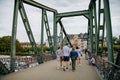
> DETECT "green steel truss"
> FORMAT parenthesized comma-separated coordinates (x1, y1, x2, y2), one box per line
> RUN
(97, 0, 105, 56)
(11, 0, 114, 72)
(59, 27, 63, 47)
(58, 21, 72, 47)
(42, 9, 53, 51)
(88, 0, 98, 54)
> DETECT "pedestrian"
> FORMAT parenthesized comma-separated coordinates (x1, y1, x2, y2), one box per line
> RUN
(91, 56, 96, 66)
(70, 46, 78, 72)
(62, 43, 70, 71)
(85, 48, 88, 60)
(69, 45, 73, 65)
(56, 46, 63, 69)
(76, 46, 82, 65)
(88, 51, 92, 65)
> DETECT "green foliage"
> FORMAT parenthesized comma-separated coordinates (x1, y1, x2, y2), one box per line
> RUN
(99, 45, 120, 52)
(0, 36, 22, 52)
(0, 36, 50, 55)
(43, 46, 50, 52)
(112, 36, 120, 45)
(20, 46, 50, 53)
(113, 45, 120, 51)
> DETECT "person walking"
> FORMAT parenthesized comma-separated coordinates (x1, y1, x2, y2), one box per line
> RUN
(76, 46, 82, 65)
(56, 46, 63, 69)
(85, 48, 88, 60)
(62, 43, 70, 71)
(70, 46, 78, 72)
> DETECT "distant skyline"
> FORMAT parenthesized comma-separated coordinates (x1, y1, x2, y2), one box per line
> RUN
(0, 0, 120, 42)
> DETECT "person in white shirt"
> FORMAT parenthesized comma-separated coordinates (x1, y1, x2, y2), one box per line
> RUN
(62, 43, 70, 71)
(91, 57, 96, 66)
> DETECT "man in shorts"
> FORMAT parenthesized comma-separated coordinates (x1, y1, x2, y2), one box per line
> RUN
(62, 43, 70, 71)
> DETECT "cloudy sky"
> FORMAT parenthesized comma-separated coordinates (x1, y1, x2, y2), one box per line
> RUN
(0, 0, 120, 43)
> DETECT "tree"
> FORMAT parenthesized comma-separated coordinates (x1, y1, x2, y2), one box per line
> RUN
(0, 36, 22, 52)
(112, 36, 118, 45)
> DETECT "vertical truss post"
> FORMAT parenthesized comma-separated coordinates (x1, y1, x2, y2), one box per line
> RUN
(19, 1, 40, 63)
(11, 0, 19, 72)
(103, 0, 114, 62)
(97, 0, 105, 56)
(87, 19, 90, 50)
(53, 12, 57, 52)
(89, 0, 97, 54)
(40, 9, 45, 63)
(59, 27, 63, 47)
(93, 1, 97, 54)
(89, 8, 93, 53)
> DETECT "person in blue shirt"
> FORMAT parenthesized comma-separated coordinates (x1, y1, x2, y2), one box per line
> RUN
(70, 46, 78, 71)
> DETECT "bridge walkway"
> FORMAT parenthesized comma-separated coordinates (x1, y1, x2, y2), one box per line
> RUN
(0, 54, 101, 80)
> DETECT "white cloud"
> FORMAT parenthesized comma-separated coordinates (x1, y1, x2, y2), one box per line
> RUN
(0, 0, 120, 43)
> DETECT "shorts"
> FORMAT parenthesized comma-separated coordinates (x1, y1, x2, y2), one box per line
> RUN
(63, 56, 69, 61)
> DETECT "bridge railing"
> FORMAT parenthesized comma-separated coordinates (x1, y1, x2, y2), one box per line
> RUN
(0, 53, 54, 73)
(95, 56, 120, 80)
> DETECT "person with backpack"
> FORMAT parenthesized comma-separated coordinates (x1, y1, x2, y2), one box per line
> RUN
(70, 46, 78, 72)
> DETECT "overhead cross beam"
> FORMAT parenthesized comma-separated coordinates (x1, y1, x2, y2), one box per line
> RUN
(23, 0, 57, 12)
(56, 10, 89, 18)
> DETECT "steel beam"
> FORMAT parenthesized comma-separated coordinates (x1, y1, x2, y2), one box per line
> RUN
(103, 0, 114, 62)
(53, 12, 57, 52)
(93, 1, 97, 54)
(89, 9, 93, 53)
(59, 21, 72, 47)
(59, 27, 64, 47)
(56, 10, 89, 18)
(89, 0, 96, 8)
(43, 10, 53, 51)
(97, 0, 102, 56)
(19, 1, 41, 63)
(40, 9, 44, 63)
(11, 0, 19, 72)
(23, 0, 57, 12)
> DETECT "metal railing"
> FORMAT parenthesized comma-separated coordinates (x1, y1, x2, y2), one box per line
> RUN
(95, 57, 120, 80)
(0, 60, 10, 75)
(0, 53, 54, 75)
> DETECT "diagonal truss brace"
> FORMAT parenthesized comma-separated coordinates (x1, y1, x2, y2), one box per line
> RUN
(18, 1, 43, 64)
(43, 9, 53, 50)
(58, 21, 72, 47)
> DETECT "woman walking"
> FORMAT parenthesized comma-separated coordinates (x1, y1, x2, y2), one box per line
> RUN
(56, 46, 63, 69)
(70, 46, 78, 72)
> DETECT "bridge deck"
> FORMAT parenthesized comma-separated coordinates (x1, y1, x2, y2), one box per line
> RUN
(0, 55, 101, 80)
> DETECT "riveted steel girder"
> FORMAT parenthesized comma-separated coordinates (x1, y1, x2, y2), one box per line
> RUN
(56, 10, 89, 18)
(59, 21, 72, 47)
(103, 0, 114, 62)
(23, 0, 57, 12)
(43, 10, 53, 51)
(11, 0, 19, 72)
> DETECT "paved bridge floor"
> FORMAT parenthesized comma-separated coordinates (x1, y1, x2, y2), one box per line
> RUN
(0, 55, 101, 80)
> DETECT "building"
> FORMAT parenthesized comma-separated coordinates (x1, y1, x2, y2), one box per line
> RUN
(21, 42, 40, 48)
(63, 33, 88, 49)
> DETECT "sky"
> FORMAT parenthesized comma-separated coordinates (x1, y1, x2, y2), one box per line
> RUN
(0, 0, 120, 43)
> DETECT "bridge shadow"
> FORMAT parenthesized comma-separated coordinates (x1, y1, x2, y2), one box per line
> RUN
(0, 54, 101, 80)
